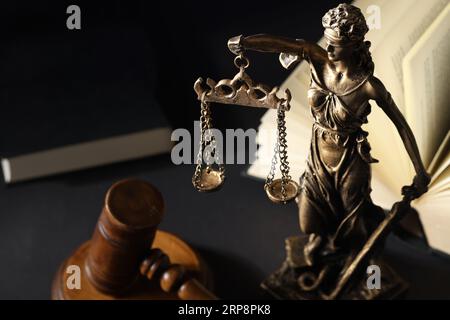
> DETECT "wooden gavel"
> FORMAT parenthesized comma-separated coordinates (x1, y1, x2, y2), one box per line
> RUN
(52, 179, 216, 300)
(140, 248, 215, 300)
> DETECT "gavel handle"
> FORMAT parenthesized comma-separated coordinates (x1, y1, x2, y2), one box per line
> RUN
(140, 248, 218, 300)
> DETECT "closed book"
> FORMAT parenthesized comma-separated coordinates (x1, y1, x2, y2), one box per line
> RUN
(0, 25, 173, 183)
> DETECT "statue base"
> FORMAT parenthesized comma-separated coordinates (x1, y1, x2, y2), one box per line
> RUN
(261, 235, 409, 300)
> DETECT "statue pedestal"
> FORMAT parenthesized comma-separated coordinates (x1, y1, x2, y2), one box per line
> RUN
(261, 235, 408, 300)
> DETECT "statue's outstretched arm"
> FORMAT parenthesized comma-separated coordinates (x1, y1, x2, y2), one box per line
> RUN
(227, 34, 326, 62)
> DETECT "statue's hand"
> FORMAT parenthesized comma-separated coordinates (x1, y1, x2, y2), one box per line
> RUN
(402, 171, 431, 199)
(227, 35, 244, 55)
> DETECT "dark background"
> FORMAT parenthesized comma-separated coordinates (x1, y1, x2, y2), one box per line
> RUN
(0, 0, 449, 299)
(0, 0, 332, 131)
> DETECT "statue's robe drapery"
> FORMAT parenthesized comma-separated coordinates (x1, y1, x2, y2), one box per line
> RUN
(300, 58, 384, 252)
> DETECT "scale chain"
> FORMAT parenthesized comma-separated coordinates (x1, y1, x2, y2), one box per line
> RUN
(265, 105, 291, 201)
(265, 129, 279, 187)
(278, 106, 291, 200)
(193, 94, 225, 191)
(193, 99, 209, 187)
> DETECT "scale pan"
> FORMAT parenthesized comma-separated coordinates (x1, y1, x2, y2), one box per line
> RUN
(265, 179, 299, 204)
(192, 168, 224, 192)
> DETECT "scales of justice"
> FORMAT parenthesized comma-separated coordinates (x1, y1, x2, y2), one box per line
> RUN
(192, 3, 430, 300)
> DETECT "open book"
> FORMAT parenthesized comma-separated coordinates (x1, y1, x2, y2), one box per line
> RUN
(247, 0, 450, 254)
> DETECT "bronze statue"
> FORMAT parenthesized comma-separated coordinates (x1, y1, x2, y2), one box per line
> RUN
(194, 3, 430, 299)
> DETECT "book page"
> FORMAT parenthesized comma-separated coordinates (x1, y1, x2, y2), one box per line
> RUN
(403, 4, 450, 168)
(373, 0, 448, 113)
(427, 166, 450, 196)
(427, 131, 450, 183)
(364, 0, 448, 202)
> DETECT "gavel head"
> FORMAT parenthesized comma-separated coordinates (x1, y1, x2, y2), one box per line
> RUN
(85, 179, 164, 295)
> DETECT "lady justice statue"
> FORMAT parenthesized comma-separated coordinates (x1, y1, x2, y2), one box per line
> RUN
(194, 3, 430, 299)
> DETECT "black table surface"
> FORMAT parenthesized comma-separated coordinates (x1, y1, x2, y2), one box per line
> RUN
(1, 0, 449, 300)
(1, 154, 449, 299)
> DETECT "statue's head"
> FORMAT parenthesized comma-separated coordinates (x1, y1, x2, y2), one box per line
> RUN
(322, 3, 373, 70)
